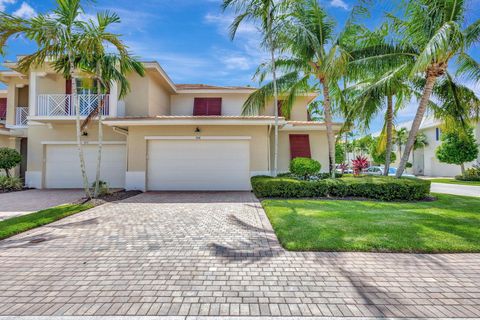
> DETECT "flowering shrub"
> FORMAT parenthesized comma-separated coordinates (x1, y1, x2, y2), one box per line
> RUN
(352, 156, 369, 176)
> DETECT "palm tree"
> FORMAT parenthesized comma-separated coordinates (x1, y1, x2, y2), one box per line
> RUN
(1, 1, 136, 198)
(223, 0, 289, 177)
(395, 127, 408, 160)
(242, 0, 353, 178)
(390, 0, 480, 177)
(345, 64, 415, 175)
(78, 53, 144, 197)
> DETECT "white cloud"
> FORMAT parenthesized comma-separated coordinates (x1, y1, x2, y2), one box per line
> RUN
(13, 2, 36, 19)
(330, 0, 349, 10)
(221, 55, 253, 70)
(204, 13, 258, 38)
(0, 0, 15, 11)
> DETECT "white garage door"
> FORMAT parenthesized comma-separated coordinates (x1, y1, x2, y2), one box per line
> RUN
(45, 144, 126, 188)
(147, 139, 251, 191)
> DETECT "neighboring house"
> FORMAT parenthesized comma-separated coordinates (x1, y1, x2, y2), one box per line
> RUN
(0, 57, 340, 191)
(392, 117, 480, 177)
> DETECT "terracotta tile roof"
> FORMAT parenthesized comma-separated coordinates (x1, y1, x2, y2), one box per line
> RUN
(287, 121, 343, 126)
(175, 84, 256, 91)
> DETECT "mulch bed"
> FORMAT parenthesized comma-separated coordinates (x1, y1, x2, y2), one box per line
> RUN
(74, 190, 142, 206)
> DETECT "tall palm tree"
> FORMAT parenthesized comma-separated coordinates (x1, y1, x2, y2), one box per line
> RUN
(78, 53, 144, 197)
(223, 0, 289, 177)
(345, 64, 414, 175)
(1, 1, 136, 198)
(390, 0, 480, 177)
(242, 0, 353, 177)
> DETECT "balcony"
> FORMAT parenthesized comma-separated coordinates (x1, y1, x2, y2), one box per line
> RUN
(37, 94, 110, 117)
(15, 107, 29, 127)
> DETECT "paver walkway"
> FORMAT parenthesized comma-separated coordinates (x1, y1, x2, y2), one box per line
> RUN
(0, 192, 479, 318)
(0, 189, 85, 220)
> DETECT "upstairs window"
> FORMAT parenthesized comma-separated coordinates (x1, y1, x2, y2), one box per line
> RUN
(0, 98, 6, 120)
(193, 98, 222, 116)
(289, 134, 311, 159)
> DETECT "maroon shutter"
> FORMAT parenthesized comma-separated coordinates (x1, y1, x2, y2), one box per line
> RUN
(193, 98, 207, 115)
(0, 98, 6, 119)
(66, 78, 72, 94)
(289, 134, 311, 159)
(194, 98, 222, 115)
(207, 98, 222, 116)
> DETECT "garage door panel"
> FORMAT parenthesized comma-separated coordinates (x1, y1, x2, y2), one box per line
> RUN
(147, 140, 251, 191)
(45, 144, 126, 189)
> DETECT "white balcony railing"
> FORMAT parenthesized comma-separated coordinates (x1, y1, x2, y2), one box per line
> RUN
(37, 94, 110, 117)
(15, 107, 29, 127)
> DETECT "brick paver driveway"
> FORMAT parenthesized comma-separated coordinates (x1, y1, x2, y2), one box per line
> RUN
(0, 192, 479, 318)
(0, 189, 85, 221)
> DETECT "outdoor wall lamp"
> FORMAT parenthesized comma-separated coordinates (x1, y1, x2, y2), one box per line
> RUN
(195, 127, 201, 134)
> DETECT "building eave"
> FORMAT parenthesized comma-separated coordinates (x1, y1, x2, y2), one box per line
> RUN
(103, 116, 287, 126)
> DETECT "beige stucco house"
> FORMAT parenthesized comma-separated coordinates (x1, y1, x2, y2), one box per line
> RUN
(392, 117, 480, 177)
(0, 58, 340, 190)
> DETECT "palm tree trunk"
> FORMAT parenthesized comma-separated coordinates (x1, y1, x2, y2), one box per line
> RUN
(461, 163, 465, 175)
(267, 19, 279, 177)
(71, 65, 92, 198)
(320, 80, 336, 178)
(396, 74, 437, 178)
(384, 95, 394, 176)
(94, 82, 104, 198)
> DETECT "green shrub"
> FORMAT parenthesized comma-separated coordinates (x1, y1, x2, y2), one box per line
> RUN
(456, 165, 480, 181)
(251, 175, 431, 201)
(91, 180, 111, 197)
(278, 172, 342, 180)
(0, 176, 23, 192)
(0, 148, 22, 178)
(289, 157, 321, 179)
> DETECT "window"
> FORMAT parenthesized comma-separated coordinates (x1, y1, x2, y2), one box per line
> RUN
(193, 98, 222, 116)
(435, 127, 441, 141)
(66, 78, 108, 95)
(0, 98, 6, 120)
(289, 134, 311, 159)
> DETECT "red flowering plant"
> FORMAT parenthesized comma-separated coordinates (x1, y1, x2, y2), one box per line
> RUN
(352, 156, 369, 176)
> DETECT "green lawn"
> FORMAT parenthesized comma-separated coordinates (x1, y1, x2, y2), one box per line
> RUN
(0, 203, 93, 240)
(263, 194, 480, 253)
(427, 178, 480, 186)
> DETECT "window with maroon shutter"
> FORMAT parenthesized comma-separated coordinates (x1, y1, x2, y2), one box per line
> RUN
(66, 78, 72, 94)
(289, 134, 311, 159)
(0, 98, 6, 119)
(193, 98, 222, 116)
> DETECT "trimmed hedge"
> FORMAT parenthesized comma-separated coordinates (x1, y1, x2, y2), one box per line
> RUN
(251, 175, 431, 201)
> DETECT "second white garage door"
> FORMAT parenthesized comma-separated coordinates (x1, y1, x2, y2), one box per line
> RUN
(147, 139, 251, 191)
(45, 144, 126, 189)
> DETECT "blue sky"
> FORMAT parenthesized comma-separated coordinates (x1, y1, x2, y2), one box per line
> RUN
(0, 0, 479, 133)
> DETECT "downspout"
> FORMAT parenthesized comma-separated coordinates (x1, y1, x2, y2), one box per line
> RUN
(113, 126, 129, 174)
(267, 125, 272, 175)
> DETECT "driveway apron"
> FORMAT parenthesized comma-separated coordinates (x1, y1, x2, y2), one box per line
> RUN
(0, 192, 479, 318)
